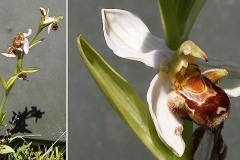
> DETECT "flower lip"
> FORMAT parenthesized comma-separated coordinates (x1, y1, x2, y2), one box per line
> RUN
(170, 61, 231, 128)
(180, 76, 231, 128)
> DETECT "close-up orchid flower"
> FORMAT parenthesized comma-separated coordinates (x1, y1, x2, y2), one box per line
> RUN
(101, 8, 240, 157)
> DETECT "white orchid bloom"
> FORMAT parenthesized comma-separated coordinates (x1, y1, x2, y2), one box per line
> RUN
(40, 7, 59, 34)
(102, 9, 240, 157)
(1, 29, 31, 58)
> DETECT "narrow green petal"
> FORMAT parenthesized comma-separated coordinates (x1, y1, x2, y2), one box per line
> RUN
(78, 35, 192, 159)
(0, 74, 7, 90)
(30, 38, 45, 48)
(21, 68, 39, 73)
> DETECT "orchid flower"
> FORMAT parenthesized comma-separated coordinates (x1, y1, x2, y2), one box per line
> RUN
(40, 7, 62, 34)
(1, 29, 31, 58)
(102, 9, 240, 157)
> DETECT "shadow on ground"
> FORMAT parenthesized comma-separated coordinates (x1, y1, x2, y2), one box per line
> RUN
(8, 106, 45, 134)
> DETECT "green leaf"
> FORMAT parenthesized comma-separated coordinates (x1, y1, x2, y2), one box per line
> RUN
(78, 35, 192, 159)
(21, 68, 39, 73)
(0, 145, 15, 154)
(6, 76, 17, 90)
(0, 74, 7, 90)
(0, 111, 7, 125)
(30, 38, 45, 48)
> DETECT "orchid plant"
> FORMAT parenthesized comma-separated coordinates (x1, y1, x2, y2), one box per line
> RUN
(0, 7, 63, 155)
(78, 1, 240, 159)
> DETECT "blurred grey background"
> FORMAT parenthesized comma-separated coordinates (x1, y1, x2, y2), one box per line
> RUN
(0, 1, 66, 141)
(69, 0, 240, 159)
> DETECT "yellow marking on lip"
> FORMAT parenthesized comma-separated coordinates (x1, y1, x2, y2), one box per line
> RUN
(216, 107, 227, 115)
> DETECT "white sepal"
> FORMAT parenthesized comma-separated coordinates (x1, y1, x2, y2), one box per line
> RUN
(43, 17, 55, 24)
(23, 38, 30, 54)
(23, 28, 32, 37)
(147, 73, 185, 156)
(1, 53, 17, 58)
(102, 9, 172, 68)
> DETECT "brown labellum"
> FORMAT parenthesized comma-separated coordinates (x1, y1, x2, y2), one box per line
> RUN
(170, 64, 230, 128)
(12, 36, 24, 48)
(7, 46, 22, 56)
(51, 22, 59, 31)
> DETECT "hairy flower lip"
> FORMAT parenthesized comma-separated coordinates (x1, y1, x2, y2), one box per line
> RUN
(179, 76, 231, 128)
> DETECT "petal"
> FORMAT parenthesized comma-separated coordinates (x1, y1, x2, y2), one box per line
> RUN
(202, 68, 228, 84)
(1, 53, 16, 58)
(147, 73, 185, 156)
(102, 9, 172, 68)
(23, 38, 30, 54)
(199, 56, 240, 98)
(220, 74, 240, 98)
(23, 28, 32, 37)
(43, 17, 55, 24)
(39, 7, 46, 16)
(48, 23, 53, 34)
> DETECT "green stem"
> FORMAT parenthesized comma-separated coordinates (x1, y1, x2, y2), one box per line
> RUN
(16, 26, 43, 74)
(29, 26, 43, 46)
(182, 0, 206, 40)
(157, 0, 181, 50)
